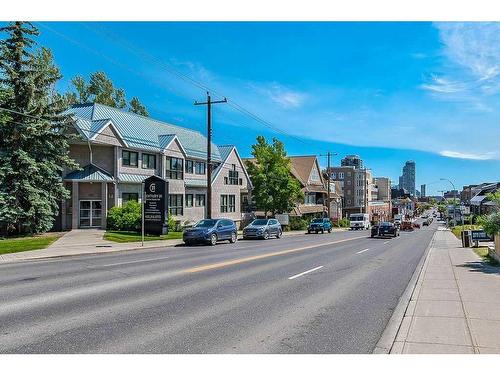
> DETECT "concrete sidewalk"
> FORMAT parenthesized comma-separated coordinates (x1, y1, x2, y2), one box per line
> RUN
(0, 228, 345, 264)
(391, 227, 500, 354)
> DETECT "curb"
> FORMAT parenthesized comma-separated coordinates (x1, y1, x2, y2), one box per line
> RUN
(372, 228, 438, 354)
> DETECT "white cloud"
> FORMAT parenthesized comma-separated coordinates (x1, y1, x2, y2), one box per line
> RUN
(423, 23, 500, 99)
(248, 82, 307, 109)
(439, 150, 496, 160)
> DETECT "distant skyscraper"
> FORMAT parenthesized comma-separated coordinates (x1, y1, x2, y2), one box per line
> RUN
(341, 155, 363, 169)
(421, 184, 426, 198)
(398, 160, 416, 196)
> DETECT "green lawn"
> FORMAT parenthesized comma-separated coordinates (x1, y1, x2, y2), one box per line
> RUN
(473, 247, 499, 266)
(104, 231, 183, 243)
(451, 225, 482, 239)
(0, 235, 61, 255)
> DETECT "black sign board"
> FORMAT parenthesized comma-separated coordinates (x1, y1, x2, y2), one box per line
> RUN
(471, 230, 493, 242)
(144, 175, 169, 235)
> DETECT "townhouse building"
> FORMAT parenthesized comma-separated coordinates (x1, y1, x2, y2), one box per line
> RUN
(59, 103, 251, 230)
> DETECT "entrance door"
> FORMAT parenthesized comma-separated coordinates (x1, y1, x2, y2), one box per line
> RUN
(79, 200, 102, 228)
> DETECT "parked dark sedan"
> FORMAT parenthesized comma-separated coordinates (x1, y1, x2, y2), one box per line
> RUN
(243, 218, 282, 239)
(183, 218, 237, 246)
(371, 222, 399, 238)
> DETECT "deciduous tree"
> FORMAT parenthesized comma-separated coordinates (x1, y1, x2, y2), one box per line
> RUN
(245, 136, 303, 217)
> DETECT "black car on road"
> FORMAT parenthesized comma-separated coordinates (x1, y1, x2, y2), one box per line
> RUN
(371, 222, 399, 238)
(243, 218, 282, 240)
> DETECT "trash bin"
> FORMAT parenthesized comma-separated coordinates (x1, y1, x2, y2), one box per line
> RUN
(461, 230, 471, 248)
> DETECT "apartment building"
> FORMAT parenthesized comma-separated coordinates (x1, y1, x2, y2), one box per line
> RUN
(59, 103, 251, 230)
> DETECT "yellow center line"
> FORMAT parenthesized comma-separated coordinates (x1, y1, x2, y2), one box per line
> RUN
(184, 236, 366, 274)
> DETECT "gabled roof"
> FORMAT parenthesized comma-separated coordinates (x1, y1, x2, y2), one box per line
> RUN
(64, 164, 114, 182)
(67, 103, 221, 161)
(212, 145, 253, 188)
(288, 156, 324, 187)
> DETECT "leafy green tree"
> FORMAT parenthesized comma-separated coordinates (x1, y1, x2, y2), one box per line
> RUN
(0, 22, 77, 235)
(66, 71, 149, 116)
(245, 136, 303, 218)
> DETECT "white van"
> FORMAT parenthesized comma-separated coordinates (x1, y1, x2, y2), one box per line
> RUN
(349, 213, 370, 230)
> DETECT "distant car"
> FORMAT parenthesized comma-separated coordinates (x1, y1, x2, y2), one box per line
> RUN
(371, 222, 399, 238)
(307, 218, 333, 234)
(423, 218, 433, 226)
(243, 218, 282, 239)
(183, 218, 237, 246)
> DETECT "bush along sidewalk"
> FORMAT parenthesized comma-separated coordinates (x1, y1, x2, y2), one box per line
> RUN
(105, 200, 181, 242)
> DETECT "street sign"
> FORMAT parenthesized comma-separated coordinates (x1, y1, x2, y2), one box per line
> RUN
(143, 175, 169, 235)
(275, 214, 289, 225)
(471, 230, 493, 242)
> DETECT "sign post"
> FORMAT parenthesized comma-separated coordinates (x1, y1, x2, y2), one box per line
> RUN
(143, 176, 169, 235)
(141, 182, 145, 246)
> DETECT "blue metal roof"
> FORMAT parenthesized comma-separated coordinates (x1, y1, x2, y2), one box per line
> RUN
(118, 173, 153, 183)
(68, 103, 222, 161)
(64, 164, 114, 182)
(185, 178, 208, 188)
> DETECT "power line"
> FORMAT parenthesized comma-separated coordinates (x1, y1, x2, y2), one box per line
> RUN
(75, 22, 314, 146)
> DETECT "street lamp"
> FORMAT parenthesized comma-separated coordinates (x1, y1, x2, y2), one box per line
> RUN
(440, 178, 462, 228)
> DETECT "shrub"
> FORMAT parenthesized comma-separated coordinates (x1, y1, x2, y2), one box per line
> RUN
(168, 215, 177, 232)
(336, 218, 350, 228)
(478, 212, 500, 236)
(107, 201, 141, 231)
(287, 216, 308, 231)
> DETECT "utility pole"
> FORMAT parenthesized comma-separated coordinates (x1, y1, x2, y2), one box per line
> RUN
(320, 152, 337, 220)
(195, 92, 227, 219)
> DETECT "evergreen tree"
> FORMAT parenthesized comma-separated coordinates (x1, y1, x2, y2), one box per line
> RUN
(0, 22, 77, 235)
(245, 136, 303, 217)
(66, 71, 149, 116)
(129, 96, 148, 116)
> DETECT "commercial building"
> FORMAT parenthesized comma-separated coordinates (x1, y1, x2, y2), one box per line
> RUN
(328, 155, 372, 218)
(421, 184, 426, 198)
(373, 177, 391, 201)
(398, 160, 416, 197)
(58, 103, 252, 230)
(341, 154, 364, 169)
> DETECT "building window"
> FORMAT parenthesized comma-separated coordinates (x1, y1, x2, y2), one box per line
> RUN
(122, 193, 138, 203)
(220, 194, 236, 213)
(310, 167, 320, 182)
(142, 153, 156, 169)
(166, 157, 184, 180)
(195, 161, 206, 175)
(122, 150, 138, 167)
(227, 169, 239, 185)
(195, 194, 205, 207)
(338, 172, 344, 179)
(185, 194, 193, 207)
(169, 194, 183, 216)
(304, 193, 316, 205)
(185, 160, 194, 174)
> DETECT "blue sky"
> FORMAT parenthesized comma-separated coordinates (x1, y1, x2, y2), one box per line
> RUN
(13, 22, 500, 195)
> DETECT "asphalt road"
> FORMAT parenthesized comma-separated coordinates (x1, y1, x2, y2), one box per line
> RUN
(0, 221, 437, 353)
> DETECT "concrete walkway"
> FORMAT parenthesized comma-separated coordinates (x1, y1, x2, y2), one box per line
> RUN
(0, 228, 346, 264)
(391, 227, 500, 354)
